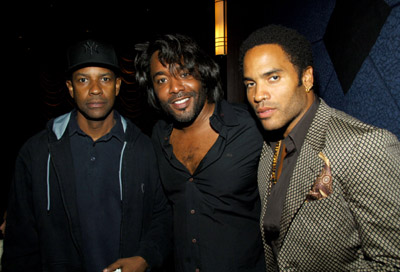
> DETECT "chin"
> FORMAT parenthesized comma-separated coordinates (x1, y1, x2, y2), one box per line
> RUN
(173, 113, 196, 123)
(81, 109, 113, 121)
(166, 106, 192, 122)
(260, 121, 279, 132)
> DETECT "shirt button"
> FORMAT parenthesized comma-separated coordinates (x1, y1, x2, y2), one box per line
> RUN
(188, 177, 194, 182)
(192, 238, 197, 243)
(190, 209, 196, 214)
(90, 156, 96, 161)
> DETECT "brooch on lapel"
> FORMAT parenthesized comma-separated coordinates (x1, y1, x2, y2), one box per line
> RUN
(306, 152, 333, 201)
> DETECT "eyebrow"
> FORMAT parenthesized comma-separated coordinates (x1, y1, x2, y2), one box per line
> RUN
(152, 66, 188, 81)
(74, 71, 113, 77)
(152, 71, 166, 81)
(243, 68, 283, 81)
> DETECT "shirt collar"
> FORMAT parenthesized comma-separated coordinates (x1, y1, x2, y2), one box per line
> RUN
(284, 97, 320, 153)
(209, 100, 239, 137)
(68, 110, 125, 142)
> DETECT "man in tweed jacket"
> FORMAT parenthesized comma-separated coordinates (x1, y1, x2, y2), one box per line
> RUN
(239, 24, 400, 271)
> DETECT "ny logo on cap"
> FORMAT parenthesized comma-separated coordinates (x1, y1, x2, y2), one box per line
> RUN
(83, 41, 99, 55)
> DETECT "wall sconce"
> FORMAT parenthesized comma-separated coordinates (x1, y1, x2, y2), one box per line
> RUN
(215, 0, 227, 55)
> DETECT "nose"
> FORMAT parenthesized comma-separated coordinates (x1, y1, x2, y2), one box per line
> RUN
(89, 81, 103, 95)
(253, 84, 270, 102)
(169, 77, 184, 94)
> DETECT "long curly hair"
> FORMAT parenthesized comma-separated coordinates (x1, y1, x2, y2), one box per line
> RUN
(134, 34, 224, 110)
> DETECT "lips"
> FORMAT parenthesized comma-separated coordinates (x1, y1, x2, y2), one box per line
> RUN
(256, 106, 276, 119)
(171, 97, 190, 110)
(87, 101, 106, 109)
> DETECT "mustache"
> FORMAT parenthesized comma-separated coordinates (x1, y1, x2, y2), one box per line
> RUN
(167, 91, 197, 103)
(256, 101, 278, 110)
(86, 99, 107, 104)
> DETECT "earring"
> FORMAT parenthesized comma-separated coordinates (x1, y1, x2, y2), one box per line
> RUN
(305, 85, 313, 93)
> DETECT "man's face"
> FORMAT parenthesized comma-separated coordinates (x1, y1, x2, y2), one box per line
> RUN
(150, 51, 206, 123)
(243, 44, 313, 137)
(66, 66, 121, 121)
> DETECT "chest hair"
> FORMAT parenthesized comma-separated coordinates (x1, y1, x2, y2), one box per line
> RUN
(171, 127, 218, 174)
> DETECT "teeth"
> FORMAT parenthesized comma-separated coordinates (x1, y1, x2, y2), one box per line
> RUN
(174, 98, 189, 104)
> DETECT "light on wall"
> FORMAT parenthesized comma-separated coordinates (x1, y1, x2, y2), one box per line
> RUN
(215, 0, 227, 55)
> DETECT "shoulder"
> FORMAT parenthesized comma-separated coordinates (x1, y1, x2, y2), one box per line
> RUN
(152, 118, 169, 131)
(316, 100, 384, 140)
(328, 104, 395, 143)
(320, 101, 400, 159)
(217, 101, 263, 148)
(15, 128, 50, 165)
(218, 100, 259, 128)
(150, 118, 171, 140)
(22, 129, 48, 147)
(220, 100, 251, 116)
(124, 118, 153, 146)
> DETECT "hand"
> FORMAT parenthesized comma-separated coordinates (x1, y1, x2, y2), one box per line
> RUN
(103, 256, 148, 272)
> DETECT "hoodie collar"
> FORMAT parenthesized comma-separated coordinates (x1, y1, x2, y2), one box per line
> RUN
(52, 110, 127, 141)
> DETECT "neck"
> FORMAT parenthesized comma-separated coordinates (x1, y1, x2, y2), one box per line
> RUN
(283, 91, 315, 138)
(76, 110, 116, 141)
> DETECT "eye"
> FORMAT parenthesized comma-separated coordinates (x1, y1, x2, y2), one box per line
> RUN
(78, 78, 87, 83)
(180, 71, 190, 78)
(244, 81, 255, 89)
(101, 76, 112, 82)
(156, 77, 167, 84)
(269, 75, 279, 82)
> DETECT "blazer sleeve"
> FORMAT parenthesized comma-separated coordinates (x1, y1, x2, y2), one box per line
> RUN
(342, 128, 400, 270)
(2, 144, 42, 271)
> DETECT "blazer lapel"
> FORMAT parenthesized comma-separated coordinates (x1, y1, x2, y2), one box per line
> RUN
(277, 141, 324, 248)
(258, 141, 274, 205)
(277, 100, 333, 250)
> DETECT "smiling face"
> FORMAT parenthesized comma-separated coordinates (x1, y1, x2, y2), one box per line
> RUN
(243, 44, 314, 137)
(150, 51, 207, 123)
(66, 66, 121, 121)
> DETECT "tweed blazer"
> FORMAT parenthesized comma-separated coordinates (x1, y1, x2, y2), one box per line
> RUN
(258, 99, 400, 271)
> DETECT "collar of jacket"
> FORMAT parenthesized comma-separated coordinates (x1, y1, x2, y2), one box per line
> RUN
(51, 110, 127, 140)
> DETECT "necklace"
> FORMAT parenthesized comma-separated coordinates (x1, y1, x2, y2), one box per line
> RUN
(270, 140, 282, 184)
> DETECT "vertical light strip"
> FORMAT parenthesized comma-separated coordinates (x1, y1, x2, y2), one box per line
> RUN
(215, 0, 227, 55)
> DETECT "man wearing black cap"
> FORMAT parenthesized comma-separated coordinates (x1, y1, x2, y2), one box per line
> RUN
(2, 39, 172, 272)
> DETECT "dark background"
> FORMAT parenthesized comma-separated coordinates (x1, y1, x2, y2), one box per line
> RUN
(2, 0, 400, 237)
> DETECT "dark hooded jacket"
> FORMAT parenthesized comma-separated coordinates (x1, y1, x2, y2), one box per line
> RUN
(2, 111, 172, 271)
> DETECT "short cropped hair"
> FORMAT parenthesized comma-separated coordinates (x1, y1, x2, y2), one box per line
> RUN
(134, 34, 224, 109)
(239, 24, 313, 84)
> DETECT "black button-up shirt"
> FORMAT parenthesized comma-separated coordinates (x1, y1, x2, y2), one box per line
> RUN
(152, 100, 265, 272)
(69, 110, 124, 272)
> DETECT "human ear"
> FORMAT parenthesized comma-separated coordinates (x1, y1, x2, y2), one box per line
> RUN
(302, 66, 314, 89)
(115, 77, 122, 96)
(66, 80, 74, 98)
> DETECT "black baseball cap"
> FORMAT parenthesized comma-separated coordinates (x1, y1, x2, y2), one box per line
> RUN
(66, 39, 120, 74)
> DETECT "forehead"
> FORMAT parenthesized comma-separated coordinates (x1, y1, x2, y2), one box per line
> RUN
(150, 51, 186, 76)
(72, 66, 115, 77)
(243, 44, 294, 72)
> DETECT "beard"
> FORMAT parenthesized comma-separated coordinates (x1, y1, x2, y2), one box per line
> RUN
(159, 88, 207, 124)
